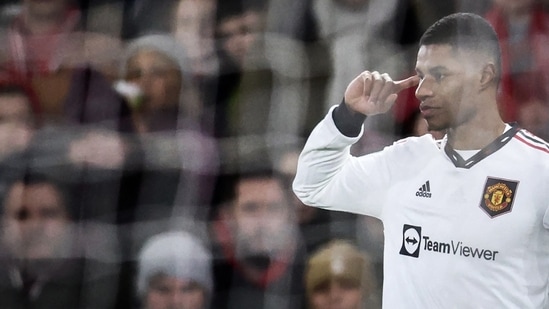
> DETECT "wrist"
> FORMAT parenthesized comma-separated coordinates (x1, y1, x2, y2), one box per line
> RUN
(332, 99, 366, 137)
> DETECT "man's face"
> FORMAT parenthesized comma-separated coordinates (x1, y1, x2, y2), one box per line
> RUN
(145, 274, 206, 309)
(230, 177, 294, 258)
(1, 182, 71, 260)
(217, 11, 264, 67)
(310, 279, 363, 309)
(415, 44, 481, 132)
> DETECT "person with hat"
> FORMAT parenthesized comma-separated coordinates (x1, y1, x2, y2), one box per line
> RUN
(305, 240, 379, 309)
(136, 230, 213, 309)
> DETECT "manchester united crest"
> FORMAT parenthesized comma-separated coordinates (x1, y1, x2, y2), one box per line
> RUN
(479, 177, 518, 218)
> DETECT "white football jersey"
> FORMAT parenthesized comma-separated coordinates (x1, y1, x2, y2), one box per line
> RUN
(293, 110, 549, 308)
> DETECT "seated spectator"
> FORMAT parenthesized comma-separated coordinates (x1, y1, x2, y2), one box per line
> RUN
(0, 162, 121, 308)
(119, 34, 201, 133)
(0, 0, 132, 131)
(136, 230, 212, 309)
(117, 34, 218, 221)
(0, 0, 123, 80)
(210, 167, 306, 309)
(0, 78, 38, 161)
(119, 0, 220, 132)
(305, 240, 380, 309)
(213, 0, 273, 138)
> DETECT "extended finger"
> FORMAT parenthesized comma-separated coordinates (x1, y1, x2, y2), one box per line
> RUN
(395, 75, 420, 91)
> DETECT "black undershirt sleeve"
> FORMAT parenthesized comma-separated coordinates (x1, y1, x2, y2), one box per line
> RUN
(331, 99, 367, 137)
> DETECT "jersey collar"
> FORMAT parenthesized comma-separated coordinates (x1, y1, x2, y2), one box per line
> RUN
(444, 123, 520, 169)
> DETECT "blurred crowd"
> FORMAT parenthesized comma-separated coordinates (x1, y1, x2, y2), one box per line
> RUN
(0, 0, 548, 308)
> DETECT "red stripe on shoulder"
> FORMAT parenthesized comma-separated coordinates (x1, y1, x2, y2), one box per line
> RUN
(514, 133, 549, 154)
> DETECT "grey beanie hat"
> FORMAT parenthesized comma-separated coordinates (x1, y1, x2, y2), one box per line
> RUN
(119, 33, 202, 121)
(137, 231, 213, 297)
(120, 34, 193, 81)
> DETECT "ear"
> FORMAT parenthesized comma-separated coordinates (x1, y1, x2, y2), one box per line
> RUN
(479, 63, 497, 90)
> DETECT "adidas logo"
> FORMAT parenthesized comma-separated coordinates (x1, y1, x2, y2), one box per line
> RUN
(416, 180, 432, 198)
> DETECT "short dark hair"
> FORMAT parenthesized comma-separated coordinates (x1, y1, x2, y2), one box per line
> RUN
(215, 0, 268, 26)
(210, 166, 290, 216)
(419, 13, 501, 80)
(0, 155, 77, 220)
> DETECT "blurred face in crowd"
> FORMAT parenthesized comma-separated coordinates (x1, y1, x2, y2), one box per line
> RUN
(173, 0, 216, 74)
(230, 176, 294, 258)
(217, 10, 265, 67)
(310, 278, 363, 309)
(23, 0, 70, 21)
(125, 49, 182, 112)
(145, 273, 207, 309)
(1, 181, 71, 260)
(0, 92, 34, 159)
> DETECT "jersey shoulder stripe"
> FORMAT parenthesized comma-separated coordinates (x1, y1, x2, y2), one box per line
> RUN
(514, 130, 549, 154)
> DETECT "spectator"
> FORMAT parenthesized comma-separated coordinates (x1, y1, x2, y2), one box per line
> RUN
(120, 0, 221, 134)
(485, 0, 549, 122)
(119, 34, 202, 133)
(305, 240, 380, 309)
(213, 0, 273, 139)
(136, 230, 212, 309)
(210, 167, 306, 309)
(0, 0, 132, 131)
(0, 78, 38, 162)
(0, 0, 123, 80)
(214, 0, 311, 169)
(117, 34, 218, 222)
(122, 0, 218, 80)
(0, 162, 121, 308)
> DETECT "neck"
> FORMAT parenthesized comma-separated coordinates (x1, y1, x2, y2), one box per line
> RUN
(447, 119, 506, 151)
(447, 98, 506, 150)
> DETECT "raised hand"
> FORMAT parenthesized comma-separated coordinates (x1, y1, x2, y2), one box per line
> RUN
(344, 71, 420, 116)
